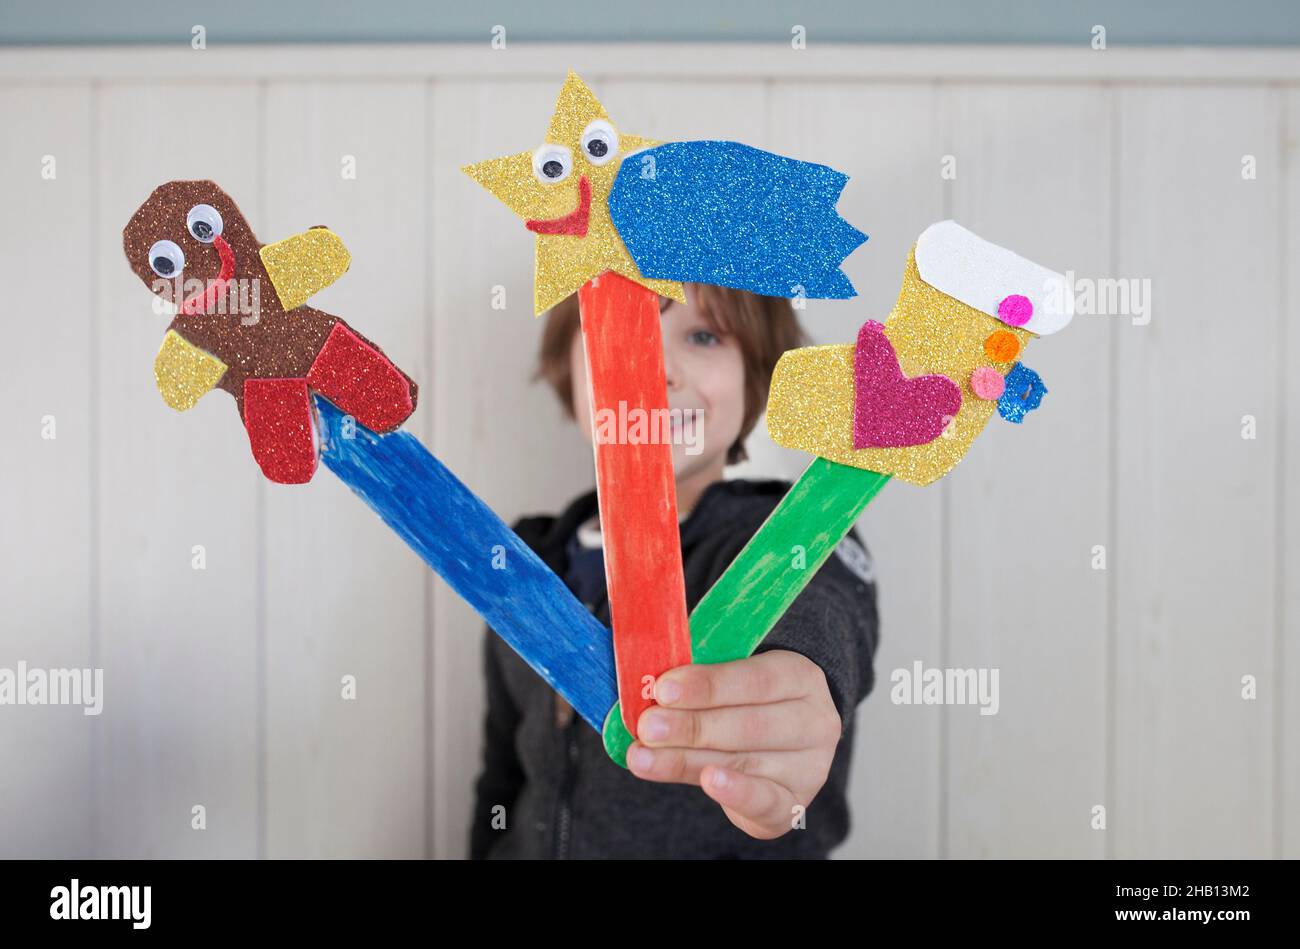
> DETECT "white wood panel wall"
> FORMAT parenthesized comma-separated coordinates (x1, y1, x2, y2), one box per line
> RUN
(0, 45, 1295, 860)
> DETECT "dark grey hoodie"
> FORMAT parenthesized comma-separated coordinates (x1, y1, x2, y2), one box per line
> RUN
(469, 478, 880, 859)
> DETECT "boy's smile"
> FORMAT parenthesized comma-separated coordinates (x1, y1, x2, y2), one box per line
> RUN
(570, 284, 745, 512)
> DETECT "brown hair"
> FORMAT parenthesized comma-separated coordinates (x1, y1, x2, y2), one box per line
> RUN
(535, 284, 808, 464)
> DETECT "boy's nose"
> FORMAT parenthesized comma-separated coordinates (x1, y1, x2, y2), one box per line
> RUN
(663, 352, 682, 390)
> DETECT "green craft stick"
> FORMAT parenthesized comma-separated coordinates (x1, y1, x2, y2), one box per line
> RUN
(603, 457, 892, 766)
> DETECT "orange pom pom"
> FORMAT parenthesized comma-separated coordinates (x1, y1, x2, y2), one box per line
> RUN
(984, 330, 1021, 363)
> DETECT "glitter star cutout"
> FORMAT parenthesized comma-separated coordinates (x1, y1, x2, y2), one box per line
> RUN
(462, 71, 686, 314)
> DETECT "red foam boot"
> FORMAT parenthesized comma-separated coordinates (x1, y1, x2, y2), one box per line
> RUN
(243, 377, 318, 484)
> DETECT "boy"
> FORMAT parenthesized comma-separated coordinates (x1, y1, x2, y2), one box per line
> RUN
(470, 284, 880, 858)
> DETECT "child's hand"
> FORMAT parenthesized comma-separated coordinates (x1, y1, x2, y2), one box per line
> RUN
(626, 650, 842, 840)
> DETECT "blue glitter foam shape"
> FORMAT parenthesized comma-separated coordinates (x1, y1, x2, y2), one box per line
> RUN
(997, 363, 1048, 423)
(608, 140, 867, 299)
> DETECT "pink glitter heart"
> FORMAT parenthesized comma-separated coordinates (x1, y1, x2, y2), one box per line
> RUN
(852, 321, 963, 449)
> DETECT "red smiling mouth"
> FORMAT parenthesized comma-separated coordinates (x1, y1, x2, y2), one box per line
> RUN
(179, 234, 235, 315)
(525, 175, 591, 237)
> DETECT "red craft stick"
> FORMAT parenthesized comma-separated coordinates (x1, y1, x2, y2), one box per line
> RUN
(578, 271, 692, 736)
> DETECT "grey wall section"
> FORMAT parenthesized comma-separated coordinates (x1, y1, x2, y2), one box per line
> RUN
(1, 0, 1298, 46)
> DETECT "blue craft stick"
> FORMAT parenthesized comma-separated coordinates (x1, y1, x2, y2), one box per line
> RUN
(314, 396, 617, 731)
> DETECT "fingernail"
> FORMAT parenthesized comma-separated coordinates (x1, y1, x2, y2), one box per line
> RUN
(711, 768, 729, 789)
(628, 746, 654, 771)
(657, 679, 682, 704)
(641, 712, 669, 742)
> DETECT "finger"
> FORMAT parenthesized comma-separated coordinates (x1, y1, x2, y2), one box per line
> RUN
(653, 650, 819, 710)
(637, 698, 837, 752)
(625, 740, 802, 787)
(701, 766, 799, 840)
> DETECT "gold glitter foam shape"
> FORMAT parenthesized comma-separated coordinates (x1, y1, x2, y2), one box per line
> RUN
(462, 71, 685, 314)
(767, 246, 1035, 486)
(259, 228, 352, 312)
(154, 329, 228, 411)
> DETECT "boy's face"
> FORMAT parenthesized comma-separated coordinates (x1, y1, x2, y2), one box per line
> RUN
(569, 283, 746, 487)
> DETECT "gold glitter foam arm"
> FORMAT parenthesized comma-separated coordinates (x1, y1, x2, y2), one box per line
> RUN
(258, 228, 352, 312)
(154, 329, 227, 412)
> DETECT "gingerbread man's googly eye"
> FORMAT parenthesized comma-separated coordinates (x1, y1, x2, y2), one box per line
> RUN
(149, 240, 185, 278)
(580, 119, 618, 166)
(531, 144, 573, 184)
(186, 204, 224, 243)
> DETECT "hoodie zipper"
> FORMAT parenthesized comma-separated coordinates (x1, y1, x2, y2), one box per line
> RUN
(555, 722, 578, 859)
(554, 593, 607, 860)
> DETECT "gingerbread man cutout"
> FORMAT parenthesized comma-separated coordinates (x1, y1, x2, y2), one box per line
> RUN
(123, 180, 418, 483)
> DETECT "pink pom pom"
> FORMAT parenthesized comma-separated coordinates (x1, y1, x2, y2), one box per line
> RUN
(970, 367, 1006, 401)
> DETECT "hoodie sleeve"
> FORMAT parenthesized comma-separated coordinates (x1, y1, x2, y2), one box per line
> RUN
(751, 528, 880, 731)
(468, 631, 526, 859)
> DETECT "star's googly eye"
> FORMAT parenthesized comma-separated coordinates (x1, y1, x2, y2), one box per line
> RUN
(580, 119, 619, 166)
(186, 204, 224, 243)
(532, 144, 573, 184)
(149, 240, 185, 278)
